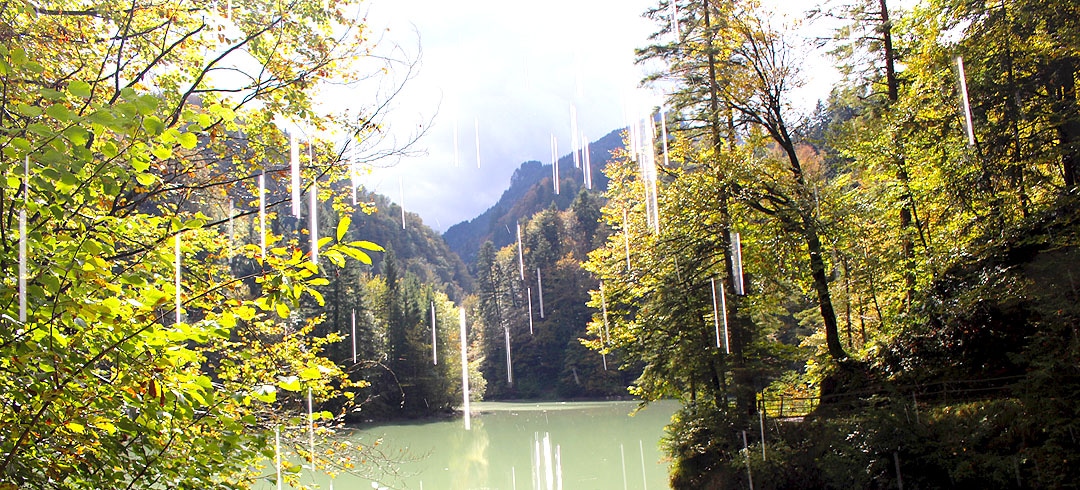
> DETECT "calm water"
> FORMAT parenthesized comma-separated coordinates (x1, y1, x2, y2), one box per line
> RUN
(272, 400, 678, 490)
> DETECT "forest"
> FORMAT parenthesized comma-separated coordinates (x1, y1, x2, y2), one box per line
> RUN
(1, 0, 1079, 489)
(590, 0, 1080, 487)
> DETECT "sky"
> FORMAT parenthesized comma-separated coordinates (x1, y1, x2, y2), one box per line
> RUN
(351, 0, 842, 232)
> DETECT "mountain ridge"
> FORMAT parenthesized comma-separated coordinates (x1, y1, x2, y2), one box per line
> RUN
(442, 127, 624, 265)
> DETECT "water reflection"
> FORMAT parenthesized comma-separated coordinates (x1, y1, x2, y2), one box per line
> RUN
(260, 400, 676, 489)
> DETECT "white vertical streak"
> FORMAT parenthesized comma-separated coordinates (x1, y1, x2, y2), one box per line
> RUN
(453, 119, 460, 167)
(275, 426, 282, 490)
(646, 118, 660, 234)
(227, 199, 235, 264)
(18, 209, 26, 323)
(258, 173, 266, 258)
(731, 231, 745, 295)
(600, 282, 611, 344)
(290, 133, 301, 217)
(459, 307, 471, 431)
(660, 107, 670, 168)
(620, 444, 628, 490)
(957, 56, 976, 146)
(537, 268, 545, 319)
(310, 175, 319, 265)
(743, 430, 754, 490)
(517, 223, 525, 281)
(555, 444, 563, 490)
(584, 137, 593, 189)
(351, 309, 357, 364)
(639, 439, 649, 490)
(759, 409, 767, 461)
(671, 0, 680, 39)
(174, 233, 182, 325)
(721, 281, 730, 354)
(474, 117, 482, 168)
(527, 287, 534, 335)
(623, 208, 632, 270)
(543, 433, 554, 490)
(711, 278, 721, 349)
(504, 326, 513, 384)
(19, 156, 28, 323)
(307, 387, 316, 472)
(431, 301, 438, 365)
(533, 433, 541, 490)
(554, 136, 560, 194)
(551, 133, 557, 192)
(570, 104, 580, 169)
(351, 169, 357, 205)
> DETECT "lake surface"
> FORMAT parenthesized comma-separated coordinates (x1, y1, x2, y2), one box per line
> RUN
(281, 400, 678, 489)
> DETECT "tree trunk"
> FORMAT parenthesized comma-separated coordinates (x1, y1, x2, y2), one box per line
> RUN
(881, 0, 919, 305)
(704, 0, 755, 419)
(806, 222, 847, 360)
(779, 135, 847, 361)
(1056, 60, 1080, 188)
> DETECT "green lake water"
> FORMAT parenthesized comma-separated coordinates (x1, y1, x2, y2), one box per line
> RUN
(265, 400, 678, 489)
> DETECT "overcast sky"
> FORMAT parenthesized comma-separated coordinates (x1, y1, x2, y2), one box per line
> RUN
(353, 0, 842, 232)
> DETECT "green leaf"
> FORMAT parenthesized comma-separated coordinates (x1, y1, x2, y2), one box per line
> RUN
(277, 376, 301, 392)
(151, 145, 172, 160)
(299, 366, 321, 381)
(340, 247, 372, 265)
(350, 240, 384, 252)
(93, 420, 117, 435)
(135, 173, 156, 187)
(131, 155, 150, 172)
(323, 249, 346, 268)
(68, 80, 92, 98)
(336, 215, 351, 241)
(89, 109, 115, 127)
(45, 103, 72, 122)
(254, 385, 277, 403)
(63, 126, 88, 146)
(143, 116, 165, 136)
(177, 132, 198, 150)
(39, 88, 63, 101)
(235, 305, 256, 321)
(16, 103, 42, 117)
(27, 123, 53, 137)
(274, 301, 289, 319)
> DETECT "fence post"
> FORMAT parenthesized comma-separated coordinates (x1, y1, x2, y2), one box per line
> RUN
(894, 451, 904, 490)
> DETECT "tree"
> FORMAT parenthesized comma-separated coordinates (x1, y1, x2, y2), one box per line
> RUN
(0, 0, 414, 487)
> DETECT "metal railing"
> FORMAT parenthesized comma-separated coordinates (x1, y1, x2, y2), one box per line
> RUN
(758, 375, 1026, 419)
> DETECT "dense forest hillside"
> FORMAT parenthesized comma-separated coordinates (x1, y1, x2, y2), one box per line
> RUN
(437, 128, 638, 400)
(587, 1, 1080, 488)
(443, 128, 622, 265)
